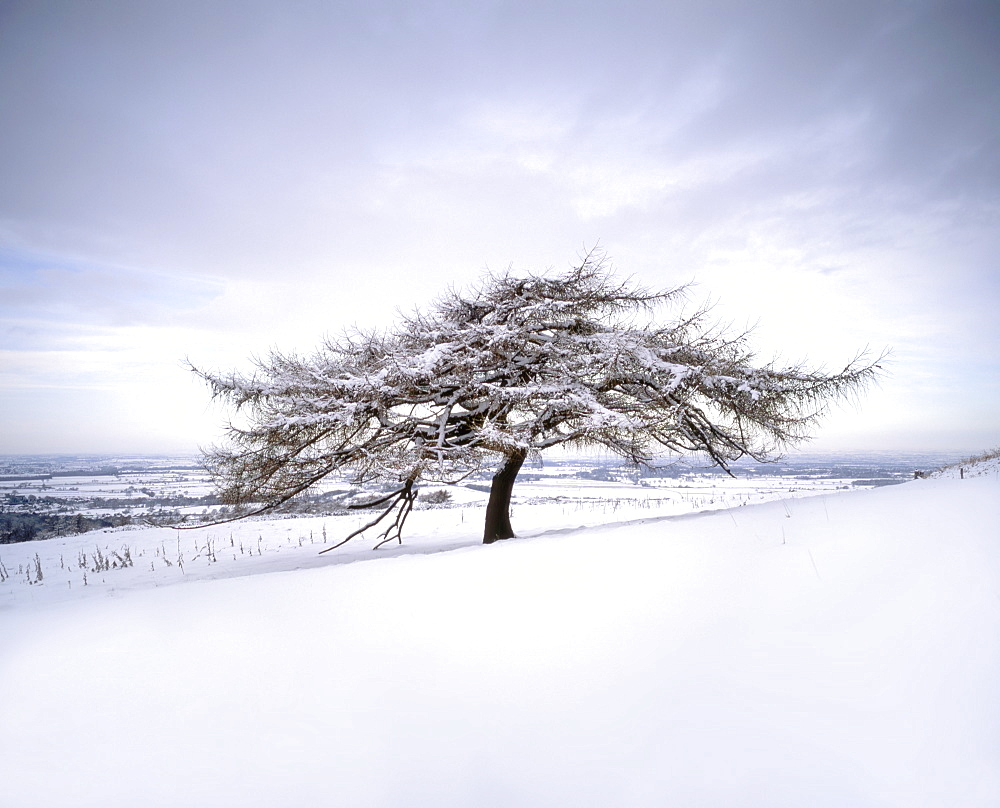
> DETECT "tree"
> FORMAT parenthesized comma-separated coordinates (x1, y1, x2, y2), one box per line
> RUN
(191, 250, 882, 546)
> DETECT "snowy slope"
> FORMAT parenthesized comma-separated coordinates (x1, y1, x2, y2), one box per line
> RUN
(0, 471, 866, 608)
(1, 475, 998, 807)
(930, 449, 1000, 479)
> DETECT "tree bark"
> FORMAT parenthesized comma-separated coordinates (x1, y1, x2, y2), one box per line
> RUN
(483, 449, 526, 544)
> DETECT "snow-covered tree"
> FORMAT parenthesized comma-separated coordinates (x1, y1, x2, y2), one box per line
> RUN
(191, 251, 881, 545)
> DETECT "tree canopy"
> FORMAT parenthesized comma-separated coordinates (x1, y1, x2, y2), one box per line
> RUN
(192, 251, 881, 545)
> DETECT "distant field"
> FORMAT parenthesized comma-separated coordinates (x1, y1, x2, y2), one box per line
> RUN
(0, 449, 967, 547)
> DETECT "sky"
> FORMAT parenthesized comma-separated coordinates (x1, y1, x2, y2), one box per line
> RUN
(1, 0, 998, 456)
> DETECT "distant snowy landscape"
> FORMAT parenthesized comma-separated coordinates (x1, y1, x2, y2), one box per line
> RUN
(1, 451, 998, 806)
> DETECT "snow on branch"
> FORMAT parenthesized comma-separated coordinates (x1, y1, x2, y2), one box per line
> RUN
(189, 250, 885, 544)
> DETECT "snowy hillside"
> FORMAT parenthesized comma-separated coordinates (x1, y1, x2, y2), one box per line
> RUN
(930, 447, 1000, 479)
(1, 469, 998, 807)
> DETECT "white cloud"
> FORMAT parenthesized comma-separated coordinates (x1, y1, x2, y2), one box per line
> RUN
(0, 1, 997, 453)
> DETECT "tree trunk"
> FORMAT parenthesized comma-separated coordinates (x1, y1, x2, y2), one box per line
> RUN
(483, 449, 527, 544)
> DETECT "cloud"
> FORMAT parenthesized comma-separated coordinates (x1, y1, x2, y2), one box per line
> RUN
(0, 0, 997, 452)
(0, 250, 221, 331)
(2, 2, 996, 274)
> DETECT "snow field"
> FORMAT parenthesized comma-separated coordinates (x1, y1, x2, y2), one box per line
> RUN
(0, 475, 998, 807)
(930, 448, 1000, 479)
(0, 473, 855, 607)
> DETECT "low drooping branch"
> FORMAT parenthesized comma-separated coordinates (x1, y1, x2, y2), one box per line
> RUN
(318, 479, 418, 553)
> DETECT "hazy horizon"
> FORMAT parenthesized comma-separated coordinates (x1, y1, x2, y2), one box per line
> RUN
(0, 446, 987, 465)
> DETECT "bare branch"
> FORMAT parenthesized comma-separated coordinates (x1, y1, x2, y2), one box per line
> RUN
(318, 480, 418, 552)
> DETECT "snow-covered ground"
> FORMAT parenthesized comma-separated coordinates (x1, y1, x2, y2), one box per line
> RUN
(930, 448, 1000, 479)
(1, 466, 997, 806)
(0, 472, 866, 605)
